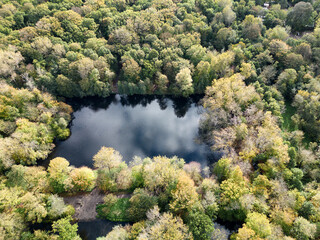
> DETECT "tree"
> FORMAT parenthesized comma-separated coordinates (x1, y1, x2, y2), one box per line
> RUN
(252, 175, 271, 199)
(218, 167, 250, 222)
(98, 226, 129, 240)
(70, 167, 96, 192)
(270, 207, 296, 234)
(193, 61, 212, 93)
(155, 72, 169, 93)
(10, 119, 54, 165)
(128, 188, 157, 221)
(48, 157, 71, 193)
(211, 223, 230, 240)
(122, 58, 141, 83)
(56, 74, 80, 98)
(203, 74, 260, 119)
(0, 212, 25, 240)
(241, 15, 263, 41)
(232, 225, 255, 240)
(186, 209, 214, 240)
(276, 69, 297, 99)
(268, 39, 290, 60)
(284, 53, 304, 70)
(93, 147, 123, 170)
(290, 217, 317, 240)
(52, 216, 80, 240)
(6, 165, 48, 191)
(47, 195, 73, 220)
(76, 57, 95, 80)
(137, 207, 193, 240)
(143, 156, 182, 194)
(19, 192, 47, 223)
(266, 26, 289, 41)
(209, 51, 235, 78)
(292, 84, 320, 141)
(183, 161, 202, 184)
(93, 147, 128, 192)
(116, 168, 132, 190)
(109, 27, 135, 46)
(245, 212, 271, 238)
(214, 28, 237, 50)
(0, 48, 23, 80)
(169, 172, 199, 214)
(201, 191, 219, 219)
(175, 68, 194, 97)
(213, 158, 232, 182)
(186, 45, 206, 66)
(295, 43, 312, 60)
(222, 6, 236, 26)
(31, 37, 53, 55)
(286, 2, 315, 32)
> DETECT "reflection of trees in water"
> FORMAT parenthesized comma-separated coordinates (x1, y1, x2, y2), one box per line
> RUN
(171, 97, 192, 118)
(120, 95, 155, 107)
(67, 95, 116, 112)
(67, 94, 204, 118)
(157, 96, 168, 110)
(169, 95, 203, 118)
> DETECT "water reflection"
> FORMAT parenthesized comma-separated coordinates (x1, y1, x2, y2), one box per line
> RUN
(78, 220, 125, 240)
(47, 95, 211, 168)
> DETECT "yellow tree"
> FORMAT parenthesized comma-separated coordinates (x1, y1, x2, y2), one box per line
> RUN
(169, 172, 199, 214)
(48, 157, 71, 193)
(93, 147, 123, 170)
(143, 156, 182, 193)
(70, 167, 96, 192)
(137, 207, 193, 240)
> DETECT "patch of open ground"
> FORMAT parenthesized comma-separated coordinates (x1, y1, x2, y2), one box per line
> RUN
(63, 188, 105, 221)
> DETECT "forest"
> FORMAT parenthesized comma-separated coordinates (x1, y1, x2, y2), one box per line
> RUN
(1, 0, 320, 239)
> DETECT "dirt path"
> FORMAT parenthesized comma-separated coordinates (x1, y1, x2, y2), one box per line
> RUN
(63, 188, 105, 221)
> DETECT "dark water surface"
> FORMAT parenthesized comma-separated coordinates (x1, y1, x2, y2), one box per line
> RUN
(48, 94, 212, 168)
(77, 220, 126, 240)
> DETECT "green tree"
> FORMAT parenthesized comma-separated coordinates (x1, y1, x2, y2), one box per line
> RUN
(276, 69, 297, 99)
(241, 15, 263, 41)
(291, 217, 317, 240)
(245, 212, 272, 238)
(218, 167, 250, 222)
(186, 210, 214, 240)
(286, 2, 315, 32)
(213, 158, 232, 182)
(52, 216, 80, 240)
(128, 188, 157, 221)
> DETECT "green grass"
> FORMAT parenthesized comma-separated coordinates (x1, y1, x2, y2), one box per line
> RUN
(282, 101, 297, 132)
(281, 101, 313, 145)
(96, 198, 131, 222)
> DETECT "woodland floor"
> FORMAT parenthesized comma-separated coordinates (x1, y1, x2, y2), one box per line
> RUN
(63, 188, 105, 221)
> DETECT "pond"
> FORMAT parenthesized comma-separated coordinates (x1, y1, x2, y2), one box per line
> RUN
(47, 94, 213, 168)
(46, 94, 218, 239)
